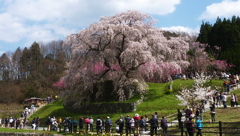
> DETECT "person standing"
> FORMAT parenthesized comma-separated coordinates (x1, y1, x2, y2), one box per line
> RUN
(52, 119, 59, 131)
(148, 114, 159, 136)
(67, 117, 72, 133)
(89, 117, 94, 132)
(199, 107, 203, 121)
(79, 117, 84, 133)
(5, 117, 9, 128)
(105, 116, 112, 133)
(215, 92, 220, 107)
(124, 115, 131, 136)
(9, 117, 14, 128)
(96, 117, 102, 134)
(154, 112, 159, 120)
(186, 117, 194, 136)
(84, 116, 90, 132)
(177, 109, 182, 129)
(222, 93, 227, 108)
(63, 117, 69, 132)
(15, 118, 20, 129)
(31, 117, 36, 130)
(231, 94, 235, 107)
(30, 104, 35, 114)
(234, 93, 238, 107)
(133, 113, 140, 135)
(210, 102, 216, 122)
(185, 106, 191, 119)
(58, 117, 62, 132)
(226, 83, 230, 95)
(139, 116, 145, 136)
(115, 115, 124, 135)
(19, 118, 24, 129)
(1, 117, 4, 128)
(72, 118, 78, 133)
(144, 115, 149, 131)
(46, 116, 52, 131)
(129, 118, 135, 135)
(35, 117, 40, 130)
(161, 116, 168, 136)
(194, 117, 203, 136)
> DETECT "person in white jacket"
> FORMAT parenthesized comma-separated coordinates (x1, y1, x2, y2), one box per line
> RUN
(221, 93, 227, 108)
(130, 118, 135, 135)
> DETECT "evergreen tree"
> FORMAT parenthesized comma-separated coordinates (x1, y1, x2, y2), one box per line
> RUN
(197, 21, 212, 44)
(197, 16, 240, 73)
(29, 42, 43, 79)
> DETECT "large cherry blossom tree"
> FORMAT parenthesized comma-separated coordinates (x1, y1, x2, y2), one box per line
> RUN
(63, 11, 189, 107)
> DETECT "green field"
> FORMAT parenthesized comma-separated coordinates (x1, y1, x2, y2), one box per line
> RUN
(1, 79, 237, 135)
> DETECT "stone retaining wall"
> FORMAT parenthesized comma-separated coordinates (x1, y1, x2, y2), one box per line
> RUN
(67, 96, 144, 114)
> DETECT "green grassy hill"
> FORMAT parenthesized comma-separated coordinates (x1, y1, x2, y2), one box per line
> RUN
(29, 79, 224, 127)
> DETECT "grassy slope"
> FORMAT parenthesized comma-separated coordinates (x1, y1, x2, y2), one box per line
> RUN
(27, 79, 193, 126)
(30, 99, 79, 120)
(25, 80, 224, 124)
(29, 79, 223, 125)
(137, 79, 194, 116)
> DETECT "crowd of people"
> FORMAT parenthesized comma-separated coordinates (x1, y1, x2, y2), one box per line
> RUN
(0, 116, 30, 130)
(43, 112, 168, 136)
(179, 105, 204, 136)
(179, 87, 238, 136)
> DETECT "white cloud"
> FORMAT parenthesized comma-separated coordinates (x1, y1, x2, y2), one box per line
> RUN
(0, 13, 26, 42)
(161, 26, 199, 36)
(109, 0, 180, 15)
(0, 50, 4, 55)
(0, 0, 181, 48)
(199, 0, 240, 20)
(6, 0, 180, 26)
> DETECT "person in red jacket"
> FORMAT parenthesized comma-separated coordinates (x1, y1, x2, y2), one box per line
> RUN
(133, 113, 141, 135)
(84, 116, 90, 132)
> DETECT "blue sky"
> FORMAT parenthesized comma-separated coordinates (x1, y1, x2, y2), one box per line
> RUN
(0, 0, 240, 55)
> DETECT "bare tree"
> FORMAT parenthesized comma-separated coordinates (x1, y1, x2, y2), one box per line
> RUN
(0, 53, 11, 81)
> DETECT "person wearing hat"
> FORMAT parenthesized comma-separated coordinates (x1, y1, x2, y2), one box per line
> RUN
(133, 113, 141, 135)
(194, 117, 203, 136)
(105, 116, 112, 133)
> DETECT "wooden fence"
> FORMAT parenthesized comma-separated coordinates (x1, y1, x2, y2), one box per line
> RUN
(166, 121, 240, 136)
(51, 121, 240, 136)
